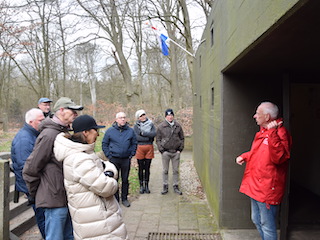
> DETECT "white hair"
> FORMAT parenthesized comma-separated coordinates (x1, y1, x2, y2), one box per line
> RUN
(260, 102, 279, 120)
(25, 108, 43, 123)
(116, 112, 126, 119)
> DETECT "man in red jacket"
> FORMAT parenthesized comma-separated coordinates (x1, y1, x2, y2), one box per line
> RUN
(236, 102, 292, 240)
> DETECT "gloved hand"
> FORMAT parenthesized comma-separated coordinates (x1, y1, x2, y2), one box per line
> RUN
(102, 161, 118, 179)
(104, 171, 114, 178)
(27, 195, 35, 206)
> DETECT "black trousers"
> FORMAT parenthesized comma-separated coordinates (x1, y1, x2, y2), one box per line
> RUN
(137, 159, 152, 182)
(110, 157, 131, 201)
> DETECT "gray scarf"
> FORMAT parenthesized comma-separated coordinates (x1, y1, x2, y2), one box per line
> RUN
(139, 118, 153, 134)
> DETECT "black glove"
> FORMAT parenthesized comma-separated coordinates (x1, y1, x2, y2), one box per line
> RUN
(104, 171, 114, 178)
(27, 195, 35, 206)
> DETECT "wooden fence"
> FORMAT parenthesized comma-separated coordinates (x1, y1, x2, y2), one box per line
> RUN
(0, 152, 36, 240)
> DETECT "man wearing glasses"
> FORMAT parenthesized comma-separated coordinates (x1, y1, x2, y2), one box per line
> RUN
(102, 112, 137, 207)
(23, 97, 83, 240)
(37, 97, 53, 118)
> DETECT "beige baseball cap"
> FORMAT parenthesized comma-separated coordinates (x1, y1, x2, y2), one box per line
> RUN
(53, 97, 83, 112)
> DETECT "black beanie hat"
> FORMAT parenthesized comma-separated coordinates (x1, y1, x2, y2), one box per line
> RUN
(165, 109, 174, 116)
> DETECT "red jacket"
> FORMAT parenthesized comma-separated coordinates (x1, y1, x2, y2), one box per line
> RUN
(239, 119, 292, 205)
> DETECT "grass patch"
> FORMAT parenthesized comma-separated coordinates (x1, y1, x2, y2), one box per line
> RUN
(0, 131, 16, 152)
(128, 165, 139, 198)
(0, 140, 12, 152)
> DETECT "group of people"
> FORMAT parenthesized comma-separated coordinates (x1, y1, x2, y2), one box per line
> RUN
(11, 96, 185, 240)
(11, 97, 291, 240)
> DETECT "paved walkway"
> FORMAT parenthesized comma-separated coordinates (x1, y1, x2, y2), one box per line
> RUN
(121, 151, 220, 240)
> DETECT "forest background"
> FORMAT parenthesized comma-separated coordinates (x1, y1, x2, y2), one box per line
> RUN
(0, 0, 213, 135)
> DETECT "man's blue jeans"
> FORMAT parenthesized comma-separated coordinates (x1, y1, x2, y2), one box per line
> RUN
(44, 207, 73, 240)
(31, 204, 45, 239)
(251, 198, 278, 240)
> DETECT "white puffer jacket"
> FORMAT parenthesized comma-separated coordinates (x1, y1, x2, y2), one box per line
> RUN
(54, 133, 128, 240)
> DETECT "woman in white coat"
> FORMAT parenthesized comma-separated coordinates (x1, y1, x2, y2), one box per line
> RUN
(54, 114, 128, 240)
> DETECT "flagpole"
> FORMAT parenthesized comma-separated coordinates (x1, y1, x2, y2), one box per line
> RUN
(147, 22, 195, 58)
(166, 38, 195, 58)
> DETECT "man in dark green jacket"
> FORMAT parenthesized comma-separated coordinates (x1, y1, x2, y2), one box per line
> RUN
(156, 109, 184, 195)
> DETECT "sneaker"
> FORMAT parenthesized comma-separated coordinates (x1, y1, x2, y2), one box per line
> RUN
(122, 199, 131, 207)
(173, 185, 182, 195)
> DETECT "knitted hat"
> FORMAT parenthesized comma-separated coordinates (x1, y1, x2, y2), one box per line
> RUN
(165, 108, 174, 116)
(135, 109, 146, 119)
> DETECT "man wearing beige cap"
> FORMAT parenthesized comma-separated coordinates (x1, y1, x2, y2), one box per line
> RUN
(23, 97, 83, 240)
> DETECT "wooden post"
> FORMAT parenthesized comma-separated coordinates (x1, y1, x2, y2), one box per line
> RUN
(0, 159, 10, 240)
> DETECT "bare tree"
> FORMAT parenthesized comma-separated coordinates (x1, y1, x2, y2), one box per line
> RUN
(75, 0, 136, 105)
(147, 0, 184, 108)
(177, 0, 194, 90)
(127, 0, 148, 105)
(194, 0, 213, 18)
(0, 1, 23, 130)
(74, 43, 102, 117)
(6, 0, 56, 98)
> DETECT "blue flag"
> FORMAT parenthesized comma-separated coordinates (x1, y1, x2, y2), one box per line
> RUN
(160, 34, 169, 56)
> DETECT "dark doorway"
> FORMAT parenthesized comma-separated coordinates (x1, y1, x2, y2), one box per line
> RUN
(287, 83, 320, 238)
(222, 0, 320, 237)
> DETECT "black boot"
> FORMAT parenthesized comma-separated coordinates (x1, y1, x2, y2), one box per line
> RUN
(161, 184, 168, 195)
(173, 185, 182, 195)
(144, 181, 150, 194)
(139, 181, 145, 194)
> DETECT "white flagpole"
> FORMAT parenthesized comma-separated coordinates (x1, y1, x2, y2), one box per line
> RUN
(166, 38, 195, 58)
(147, 23, 195, 58)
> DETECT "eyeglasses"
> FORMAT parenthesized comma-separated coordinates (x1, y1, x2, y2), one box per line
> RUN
(140, 114, 146, 117)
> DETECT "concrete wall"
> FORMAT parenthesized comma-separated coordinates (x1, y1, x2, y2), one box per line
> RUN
(193, 0, 303, 228)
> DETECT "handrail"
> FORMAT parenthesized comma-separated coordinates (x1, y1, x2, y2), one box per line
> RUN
(1, 152, 35, 239)
(0, 157, 10, 240)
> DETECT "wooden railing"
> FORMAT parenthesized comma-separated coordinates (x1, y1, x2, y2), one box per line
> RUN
(0, 152, 36, 240)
